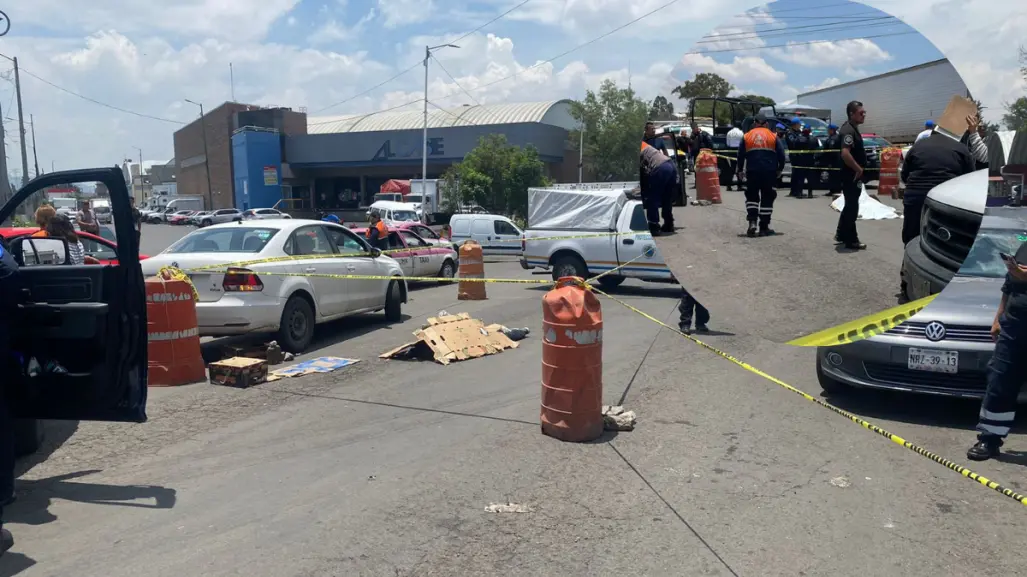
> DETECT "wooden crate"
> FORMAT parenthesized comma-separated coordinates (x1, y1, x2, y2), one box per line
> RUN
(209, 357, 268, 388)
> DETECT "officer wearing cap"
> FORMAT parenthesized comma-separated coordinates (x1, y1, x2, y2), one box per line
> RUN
(774, 122, 787, 139)
(915, 120, 935, 143)
(822, 123, 842, 196)
(736, 112, 786, 237)
(786, 117, 814, 198)
(835, 100, 868, 250)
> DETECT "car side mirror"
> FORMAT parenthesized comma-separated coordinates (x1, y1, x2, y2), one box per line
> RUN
(369, 247, 382, 258)
(12, 237, 71, 267)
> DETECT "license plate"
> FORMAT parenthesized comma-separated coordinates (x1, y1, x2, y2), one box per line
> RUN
(908, 348, 958, 373)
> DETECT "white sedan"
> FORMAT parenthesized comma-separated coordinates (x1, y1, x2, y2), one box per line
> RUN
(242, 208, 292, 220)
(141, 219, 408, 353)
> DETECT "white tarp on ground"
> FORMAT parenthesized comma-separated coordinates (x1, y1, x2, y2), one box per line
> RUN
(527, 185, 630, 230)
(829, 183, 902, 220)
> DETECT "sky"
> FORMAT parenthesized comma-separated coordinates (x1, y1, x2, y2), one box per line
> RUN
(0, 0, 1024, 181)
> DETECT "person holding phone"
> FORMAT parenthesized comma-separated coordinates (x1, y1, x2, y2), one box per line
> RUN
(967, 244, 1027, 461)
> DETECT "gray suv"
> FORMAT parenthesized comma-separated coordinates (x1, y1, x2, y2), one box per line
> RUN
(199, 208, 242, 227)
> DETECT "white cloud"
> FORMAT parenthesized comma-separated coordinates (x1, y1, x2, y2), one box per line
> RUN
(694, 7, 780, 52)
(308, 9, 376, 45)
(768, 38, 893, 69)
(803, 77, 842, 92)
(376, 0, 436, 29)
(676, 53, 787, 85)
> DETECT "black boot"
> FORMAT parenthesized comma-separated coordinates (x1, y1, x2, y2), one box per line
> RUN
(648, 223, 662, 236)
(844, 241, 867, 250)
(0, 527, 12, 557)
(746, 222, 758, 238)
(759, 222, 776, 236)
(967, 436, 1003, 461)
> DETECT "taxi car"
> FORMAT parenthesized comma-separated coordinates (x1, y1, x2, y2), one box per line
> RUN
(351, 226, 458, 281)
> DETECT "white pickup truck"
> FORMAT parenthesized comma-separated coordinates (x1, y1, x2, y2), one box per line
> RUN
(519, 183, 677, 288)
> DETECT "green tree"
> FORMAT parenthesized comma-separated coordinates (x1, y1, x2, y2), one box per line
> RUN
(438, 133, 549, 217)
(671, 72, 735, 125)
(737, 94, 776, 107)
(648, 95, 675, 121)
(1003, 96, 1027, 131)
(1020, 45, 1026, 82)
(568, 79, 650, 182)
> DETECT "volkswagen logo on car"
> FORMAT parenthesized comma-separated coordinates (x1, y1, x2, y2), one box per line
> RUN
(924, 321, 947, 342)
(936, 227, 952, 242)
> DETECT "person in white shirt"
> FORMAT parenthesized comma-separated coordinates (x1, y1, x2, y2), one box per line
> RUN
(915, 120, 935, 143)
(725, 123, 745, 191)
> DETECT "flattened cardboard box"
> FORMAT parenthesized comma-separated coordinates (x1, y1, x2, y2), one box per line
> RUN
(935, 95, 977, 141)
(379, 313, 518, 365)
(209, 356, 268, 388)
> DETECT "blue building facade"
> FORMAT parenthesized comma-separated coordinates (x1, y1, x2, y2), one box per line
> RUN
(231, 127, 283, 210)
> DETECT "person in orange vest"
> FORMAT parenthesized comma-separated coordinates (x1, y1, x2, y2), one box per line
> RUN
(365, 212, 389, 250)
(736, 112, 786, 237)
(639, 140, 677, 235)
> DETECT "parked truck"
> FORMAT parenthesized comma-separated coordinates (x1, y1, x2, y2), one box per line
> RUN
(519, 183, 677, 288)
(90, 198, 112, 224)
(408, 179, 440, 224)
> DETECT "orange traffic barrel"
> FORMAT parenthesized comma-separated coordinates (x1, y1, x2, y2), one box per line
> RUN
(540, 277, 604, 442)
(879, 147, 902, 199)
(457, 240, 487, 300)
(695, 149, 722, 204)
(145, 276, 206, 386)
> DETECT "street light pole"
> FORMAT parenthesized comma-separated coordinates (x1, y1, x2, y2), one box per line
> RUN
(133, 146, 143, 202)
(185, 99, 214, 210)
(423, 43, 459, 223)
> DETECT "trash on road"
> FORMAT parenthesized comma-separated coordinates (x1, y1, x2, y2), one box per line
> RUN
(221, 341, 295, 366)
(602, 405, 637, 431)
(265, 357, 361, 382)
(209, 357, 268, 388)
(485, 502, 532, 513)
(497, 326, 531, 341)
(830, 476, 852, 488)
(829, 184, 901, 220)
(379, 313, 519, 365)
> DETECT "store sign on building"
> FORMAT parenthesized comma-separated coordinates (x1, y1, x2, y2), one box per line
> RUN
(372, 137, 445, 161)
(263, 166, 279, 186)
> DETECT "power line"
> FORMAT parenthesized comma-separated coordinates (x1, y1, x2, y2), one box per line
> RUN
(426, 100, 485, 126)
(700, 16, 896, 40)
(0, 54, 185, 125)
(696, 20, 908, 45)
(760, 1, 877, 14)
(686, 31, 918, 55)
(312, 0, 534, 114)
(310, 0, 678, 124)
(430, 54, 480, 106)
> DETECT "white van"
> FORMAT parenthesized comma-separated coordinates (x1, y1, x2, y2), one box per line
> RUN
(449, 213, 523, 256)
(153, 197, 205, 222)
(367, 201, 421, 224)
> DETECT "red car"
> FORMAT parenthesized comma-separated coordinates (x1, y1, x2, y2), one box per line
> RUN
(0, 227, 150, 264)
(169, 211, 197, 225)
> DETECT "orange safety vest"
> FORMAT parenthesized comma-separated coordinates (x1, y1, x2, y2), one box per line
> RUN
(365, 221, 388, 241)
(742, 127, 777, 152)
(31, 229, 49, 238)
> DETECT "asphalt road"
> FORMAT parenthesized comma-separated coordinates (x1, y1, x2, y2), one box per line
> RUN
(659, 176, 911, 344)
(6, 220, 1027, 576)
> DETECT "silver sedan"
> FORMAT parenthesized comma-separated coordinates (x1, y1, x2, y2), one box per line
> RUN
(199, 208, 243, 227)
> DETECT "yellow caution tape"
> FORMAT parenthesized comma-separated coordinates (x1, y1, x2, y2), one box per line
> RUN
(155, 266, 200, 301)
(708, 151, 882, 172)
(786, 295, 937, 347)
(589, 285, 1027, 509)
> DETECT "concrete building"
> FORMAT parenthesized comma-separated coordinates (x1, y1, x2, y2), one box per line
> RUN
(172, 102, 307, 210)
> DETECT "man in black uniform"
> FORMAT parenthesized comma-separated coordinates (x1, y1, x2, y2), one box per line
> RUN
(834, 101, 868, 250)
(786, 117, 810, 198)
(822, 124, 842, 196)
(899, 130, 976, 247)
(0, 238, 20, 556)
(967, 244, 1027, 461)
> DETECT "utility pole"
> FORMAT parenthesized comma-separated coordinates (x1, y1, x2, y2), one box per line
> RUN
(0, 100, 12, 210)
(133, 146, 143, 203)
(422, 43, 459, 222)
(230, 63, 235, 101)
(29, 113, 39, 177)
(13, 57, 29, 188)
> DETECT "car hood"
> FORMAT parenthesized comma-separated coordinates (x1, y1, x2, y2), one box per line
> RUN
(911, 275, 1003, 326)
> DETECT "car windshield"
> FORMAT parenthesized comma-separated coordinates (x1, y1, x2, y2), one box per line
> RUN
(406, 195, 423, 203)
(959, 228, 1027, 278)
(51, 198, 77, 210)
(98, 226, 116, 243)
(865, 137, 891, 148)
(390, 210, 419, 222)
(164, 227, 280, 254)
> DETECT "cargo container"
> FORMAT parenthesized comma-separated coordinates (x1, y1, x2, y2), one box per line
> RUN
(796, 58, 970, 144)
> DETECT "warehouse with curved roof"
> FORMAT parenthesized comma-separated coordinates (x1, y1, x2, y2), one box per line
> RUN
(276, 99, 583, 212)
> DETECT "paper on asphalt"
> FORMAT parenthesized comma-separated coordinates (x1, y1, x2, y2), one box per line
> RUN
(829, 183, 902, 220)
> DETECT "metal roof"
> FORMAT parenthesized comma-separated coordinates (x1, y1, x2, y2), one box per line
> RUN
(306, 100, 577, 134)
(798, 58, 950, 98)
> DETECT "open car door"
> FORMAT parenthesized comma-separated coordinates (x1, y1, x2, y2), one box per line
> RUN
(0, 167, 148, 423)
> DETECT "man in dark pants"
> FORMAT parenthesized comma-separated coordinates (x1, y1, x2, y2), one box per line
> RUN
(899, 130, 976, 248)
(640, 141, 677, 235)
(835, 101, 868, 251)
(736, 112, 786, 238)
(0, 239, 20, 555)
(786, 118, 810, 198)
(822, 124, 842, 196)
(967, 245, 1027, 461)
(678, 288, 710, 334)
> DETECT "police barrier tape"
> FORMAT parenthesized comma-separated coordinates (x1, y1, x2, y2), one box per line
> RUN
(588, 285, 1027, 509)
(786, 294, 938, 347)
(186, 230, 649, 272)
(706, 151, 882, 172)
(710, 147, 905, 155)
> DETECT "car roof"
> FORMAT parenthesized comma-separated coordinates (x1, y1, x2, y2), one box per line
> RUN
(371, 200, 417, 209)
(202, 218, 305, 231)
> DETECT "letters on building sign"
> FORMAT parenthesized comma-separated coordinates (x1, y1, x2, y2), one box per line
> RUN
(372, 137, 445, 161)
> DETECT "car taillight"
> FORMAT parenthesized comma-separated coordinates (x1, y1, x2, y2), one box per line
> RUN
(222, 267, 264, 292)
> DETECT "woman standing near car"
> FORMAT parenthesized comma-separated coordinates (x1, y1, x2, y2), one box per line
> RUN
(46, 215, 87, 265)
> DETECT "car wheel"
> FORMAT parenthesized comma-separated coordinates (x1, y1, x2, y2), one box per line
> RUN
(438, 260, 456, 282)
(551, 254, 588, 282)
(278, 295, 315, 353)
(816, 359, 849, 395)
(384, 280, 402, 322)
(201, 219, 212, 227)
(596, 275, 625, 289)
(13, 418, 43, 457)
